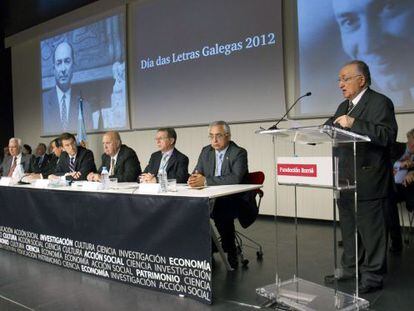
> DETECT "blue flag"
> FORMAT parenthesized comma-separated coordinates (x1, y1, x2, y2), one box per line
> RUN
(76, 96, 87, 145)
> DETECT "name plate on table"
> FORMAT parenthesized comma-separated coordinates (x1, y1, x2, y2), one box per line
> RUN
(0, 177, 12, 186)
(34, 179, 50, 188)
(138, 183, 161, 194)
(78, 181, 104, 191)
(277, 157, 332, 187)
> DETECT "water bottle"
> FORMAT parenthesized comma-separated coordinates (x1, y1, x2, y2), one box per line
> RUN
(12, 164, 25, 182)
(158, 171, 167, 193)
(101, 166, 110, 190)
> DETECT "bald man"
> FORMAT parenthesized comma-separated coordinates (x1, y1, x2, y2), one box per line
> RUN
(87, 131, 141, 182)
(42, 41, 91, 134)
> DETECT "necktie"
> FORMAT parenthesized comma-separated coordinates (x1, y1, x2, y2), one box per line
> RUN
(159, 153, 169, 174)
(109, 158, 115, 176)
(69, 157, 75, 172)
(347, 100, 354, 114)
(38, 156, 43, 168)
(215, 153, 224, 177)
(7, 157, 17, 177)
(61, 94, 68, 130)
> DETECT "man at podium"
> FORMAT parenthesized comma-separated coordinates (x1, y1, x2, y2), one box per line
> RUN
(325, 60, 398, 293)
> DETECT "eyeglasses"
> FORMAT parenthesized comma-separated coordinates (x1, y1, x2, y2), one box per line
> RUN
(155, 137, 169, 142)
(337, 75, 362, 83)
(208, 133, 227, 140)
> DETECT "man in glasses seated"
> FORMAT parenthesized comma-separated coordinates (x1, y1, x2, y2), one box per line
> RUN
(188, 120, 258, 269)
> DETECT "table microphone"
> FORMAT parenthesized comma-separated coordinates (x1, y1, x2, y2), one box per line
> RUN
(17, 162, 31, 184)
(268, 92, 312, 130)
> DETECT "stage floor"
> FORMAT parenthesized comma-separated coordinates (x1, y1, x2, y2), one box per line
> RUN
(0, 217, 412, 310)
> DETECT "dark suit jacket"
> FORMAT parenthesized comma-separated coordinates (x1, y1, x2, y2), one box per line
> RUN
(42, 154, 60, 178)
(390, 141, 414, 183)
(98, 145, 141, 182)
(144, 148, 189, 183)
(42, 85, 92, 135)
(194, 141, 258, 228)
(55, 146, 96, 180)
(29, 154, 51, 174)
(0, 155, 7, 175)
(0, 154, 32, 176)
(325, 88, 398, 200)
(390, 142, 409, 165)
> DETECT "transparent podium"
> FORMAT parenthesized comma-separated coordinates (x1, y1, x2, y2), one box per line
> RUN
(256, 125, 370, 311)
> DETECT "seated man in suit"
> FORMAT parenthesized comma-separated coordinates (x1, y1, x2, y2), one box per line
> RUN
(0, 147, 8, 174)
(0, 137, 32, 177)
(188, 121, 257, 269)
(140, 128, 189, 184)
(392, 128, 414, 209)
(87, 131, 141, 182)
(27, 138, 63, 180)
(44, 138, 64, 178)
(49, 132, 96, 181)
(29, 143, 50, 174)
(3, 146, 10, 158)
(0, 146, 10, 164)
(387, 129, 414, 252)
(22, 144, 32, 155)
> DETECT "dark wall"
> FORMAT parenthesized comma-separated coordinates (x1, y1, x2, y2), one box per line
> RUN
(4, 0, 98, 37)
(0, 0, 98, 150)
(0, 1, 13, 151)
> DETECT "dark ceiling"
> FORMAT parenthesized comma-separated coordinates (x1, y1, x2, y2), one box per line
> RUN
(2, 0, 99, 38)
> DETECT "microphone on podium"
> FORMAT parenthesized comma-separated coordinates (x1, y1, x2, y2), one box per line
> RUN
(268, 92, 312, 130)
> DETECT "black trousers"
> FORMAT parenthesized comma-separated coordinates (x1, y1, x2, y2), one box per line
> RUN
(338, 196, 387, 287)
(211, 196, 240, 253)
(384, 193, 402, 247)
(395, 183, 414, 211)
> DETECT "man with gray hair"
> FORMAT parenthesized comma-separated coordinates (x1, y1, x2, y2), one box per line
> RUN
(0, 138, 32, 176)
(188, 121, 258, 269)
(325, 60, 397, 293)
(29, 143, 50, 175)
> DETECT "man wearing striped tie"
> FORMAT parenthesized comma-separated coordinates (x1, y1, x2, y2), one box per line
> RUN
(0, 138, 32, 177)
(49, 132, 96, 181)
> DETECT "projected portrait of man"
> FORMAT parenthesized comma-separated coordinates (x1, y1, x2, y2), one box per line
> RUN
(332, 0, 414, 107)
(42, 41, 91, 135)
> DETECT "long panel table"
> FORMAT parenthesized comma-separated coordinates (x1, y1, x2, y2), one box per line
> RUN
(0, 183, 259, 304)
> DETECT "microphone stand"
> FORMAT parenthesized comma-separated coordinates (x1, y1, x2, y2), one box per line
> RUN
(267, 92, 312, 130)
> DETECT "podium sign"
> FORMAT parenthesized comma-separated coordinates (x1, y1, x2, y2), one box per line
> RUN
(277, 157, 332, 187)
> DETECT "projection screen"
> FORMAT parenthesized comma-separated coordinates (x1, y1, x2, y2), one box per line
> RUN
(297, 0, 414, 117)
(129, 0, 285, 129)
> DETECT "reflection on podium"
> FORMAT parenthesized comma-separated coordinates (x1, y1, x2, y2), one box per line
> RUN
(256, 126, 370, 311)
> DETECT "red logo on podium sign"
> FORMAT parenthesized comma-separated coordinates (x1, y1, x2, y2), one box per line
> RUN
(277, 164, 317, 177)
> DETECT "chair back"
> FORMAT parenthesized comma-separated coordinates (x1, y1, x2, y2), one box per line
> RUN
(248, 171, 265, 206)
